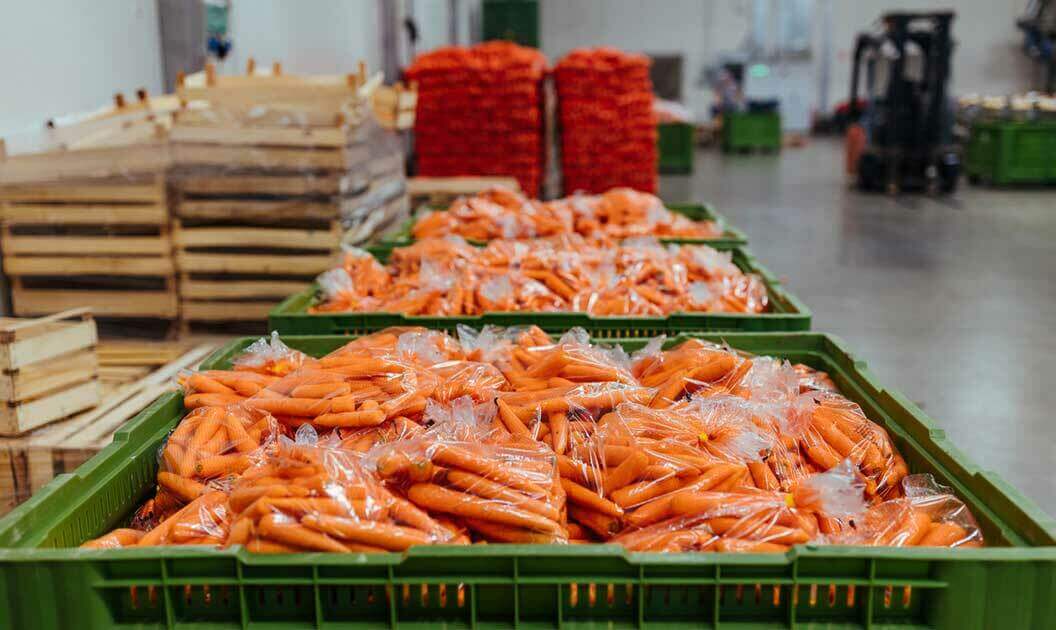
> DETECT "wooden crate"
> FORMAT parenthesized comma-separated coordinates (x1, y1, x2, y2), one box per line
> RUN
(0, 176, 177, 319)
(0, 342, 216, 515)
(173, 197, 342, 324)
(0, 309, 100, 435)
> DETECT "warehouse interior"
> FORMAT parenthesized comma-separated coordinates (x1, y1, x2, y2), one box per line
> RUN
(0, 2, 1054, 627)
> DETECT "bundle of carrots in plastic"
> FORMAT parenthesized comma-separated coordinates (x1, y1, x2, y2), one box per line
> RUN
(82, 326, 983, 552)
(411, 187, 721, 242)
(406, 42, 547, 196)
(555, 48, 658, 194)
(309, 234, 767, 316)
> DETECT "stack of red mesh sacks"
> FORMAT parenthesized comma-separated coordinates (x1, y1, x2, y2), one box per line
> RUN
(407, 42, 547, 197)
(555, 48, 658, 194)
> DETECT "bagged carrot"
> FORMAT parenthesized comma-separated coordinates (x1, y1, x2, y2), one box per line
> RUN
(367, 397, 568, 544)
(226, 434, 454, 553)
(159, 404, 278, 489)
(232, 331, 316, 376)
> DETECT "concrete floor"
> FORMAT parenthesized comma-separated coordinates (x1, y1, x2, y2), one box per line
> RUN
(661, 138, 1056, 516)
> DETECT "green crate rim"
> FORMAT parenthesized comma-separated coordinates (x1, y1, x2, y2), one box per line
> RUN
(268, 245, 811, 336)
(377, 201, 749, 249)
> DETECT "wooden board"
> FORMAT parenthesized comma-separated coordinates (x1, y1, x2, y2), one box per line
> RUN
(175, 252, 337, 275)
(0, 349, 97, 402)
(0, 234, 171, 256)
(0, 203, 167, 225)
(0, 379, 101, 435)
(0, 143, 170, 185)
(180, 278, 310, 300)
(175, 173, 349, 197)
(0, 180, 164, 203)
(3, 255, 174, 276)
(170, 124, 354, 148)
(175, 198, 337, 222)
(0, 309, 97, 370)
(406, 176, 521, 199)
(181, 301, 275, 321)
(173, 222, 341, 250)
(11, 288, 178, 318)
(172, 143, 369, 172)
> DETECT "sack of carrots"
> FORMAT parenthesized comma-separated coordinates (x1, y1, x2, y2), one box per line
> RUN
(411, 186, 721, 242)
(82, 326, 984, 553)
(309, 235, 768, 316)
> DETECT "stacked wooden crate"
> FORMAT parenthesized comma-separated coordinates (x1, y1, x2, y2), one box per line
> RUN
(169, 62, 376, 329)
(0, 176, 177, 322)
(0, 309, 99, 437)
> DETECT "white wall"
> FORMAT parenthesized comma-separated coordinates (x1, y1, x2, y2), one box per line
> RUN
(541, 0, 1037, 123)
(0, 0, 163, 137)
(224, 0, 381, 77)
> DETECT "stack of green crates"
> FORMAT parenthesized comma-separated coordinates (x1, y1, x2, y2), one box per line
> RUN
(966, 120, 1056, 185)
(657, 122, 695, 174)
(1, 332, 1054, 627)
(723, 111, 782, 152)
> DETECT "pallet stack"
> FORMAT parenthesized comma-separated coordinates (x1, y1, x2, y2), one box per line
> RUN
(170, 61, 387, 329)
(0, 176, 177, 324)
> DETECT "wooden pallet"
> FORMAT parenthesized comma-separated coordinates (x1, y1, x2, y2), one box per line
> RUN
(0, 309, 99, 435)
(0, 176, 178, 319)
(0, 343, 216, 515)
(173, 205, 341, 323)
(406, 176, 522, 206)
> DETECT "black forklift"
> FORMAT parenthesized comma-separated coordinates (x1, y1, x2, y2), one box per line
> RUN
(848, 11, 960, 194)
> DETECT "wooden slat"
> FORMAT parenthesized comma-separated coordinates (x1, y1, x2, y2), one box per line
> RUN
(406, 176, 522, 197)
(176, 198, 336, 222)
(0, 181, 163, 203)
(176, 252, 336, 275)
(12, 289, 178, 318)
(1, 234, 170, 256)
(0, 318, 96, 370)
(171, 143, 351, 171)
(1, 203, 167, 225)
(174, 225, 339, 250)
(3, 256, 173, 276)
(0, 349, 98, 402)
(175, 173, 345, 196)
(170, 124, 352, 148)
(181, 301, 274, 321)
(0, 143, 170, 185)
(0, 379, 101, 435)
(181, 279, 310, 300)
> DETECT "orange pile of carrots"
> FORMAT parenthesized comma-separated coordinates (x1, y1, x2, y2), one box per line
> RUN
(309, 234, 767, 316)
(411, 187, 721, 242)
(83, 327, 983, 552)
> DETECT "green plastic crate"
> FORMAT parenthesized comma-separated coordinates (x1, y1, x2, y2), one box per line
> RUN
(268, 246, 808, 337)
(965, 120, 1056, 185)
(723, 111, 782, 152)
(2, 332, 1054, 629)
(482, 0, 540, 47)
(375, 201, 748, 255)
(657, 122, 695, 174)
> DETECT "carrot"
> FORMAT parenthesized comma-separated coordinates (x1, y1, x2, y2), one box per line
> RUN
(748, 461, 780, 491)
(257, 514, 349, 552)
(301, 514, 433, 550)
(917, 522, 969, 547)
(610, 476, 682, 509)
(313, 410, 387, 427)
(290, 382, 352, 399)
(561, 478, 623, 518)
(463, 518, 563, 543)
(567, 505, 621, 538)
(81, 528, 144, 549)
(497, 399, 532, 437)
(429, 444, 545, 495)
(444, 469, 561, 521)
(407, 483, 563, 535)
(549, 412, 569, 454)
(223, 412, 258, 453)
(185, 393, 244, 409)
(186, 374, 237, 395)
(603, 450, 649, 493)
(158, 471, 206, 502)
(245, 397, 331, 417)
(195, 453, 251, 478)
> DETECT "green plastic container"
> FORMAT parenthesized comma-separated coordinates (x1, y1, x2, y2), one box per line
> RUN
(657, 122, 695, 174)
(268, 246, 809, 337)
(723, 111, 782, 152)
(375, 202, 749, 252)
(2, 332, 1054, 629)
(482, 0, 540, 47)
(965, 120, 1056, 185)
